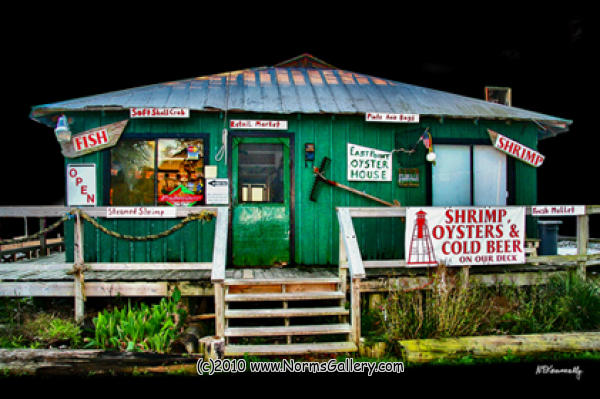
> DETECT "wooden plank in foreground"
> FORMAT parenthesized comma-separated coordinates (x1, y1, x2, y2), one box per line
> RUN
(0, 349, 198, 375)
(398, 332, 600, 363)
(0, 282, 168, 297)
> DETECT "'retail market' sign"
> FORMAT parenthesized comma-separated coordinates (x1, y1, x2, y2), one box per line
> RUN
(405, 207, 526, 267)
(488, 129, 545, 167)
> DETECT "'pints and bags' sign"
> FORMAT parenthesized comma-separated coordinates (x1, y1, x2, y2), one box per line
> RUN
(405, 207, 525, 267)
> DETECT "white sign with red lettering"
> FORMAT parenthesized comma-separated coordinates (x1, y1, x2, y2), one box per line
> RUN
(72, 129, 109, 152)
(229, 120, 288, 130)
(67, 164, 96, 206)
(365, 112, 419, 123)
(106, 207, 177, 218)
(488, 129, 545, 167)
(531, 205, 586, 216)
(405, 207, 526, 267)
(130, 108, 190, 118)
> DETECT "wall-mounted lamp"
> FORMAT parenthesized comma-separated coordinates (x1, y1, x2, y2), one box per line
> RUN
(54, 114, 71, 143)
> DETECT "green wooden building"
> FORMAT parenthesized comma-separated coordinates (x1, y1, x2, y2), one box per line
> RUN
(30, 54, 572, 267)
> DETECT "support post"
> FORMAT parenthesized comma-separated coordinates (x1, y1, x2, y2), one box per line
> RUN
(214, 282, 225, 338)
(350, 278, 361, 346)
(339, 229, 348, 308)
(576, 214, 589, 280)
(74, 212, 85, 324)
(39, 217, 47, 256)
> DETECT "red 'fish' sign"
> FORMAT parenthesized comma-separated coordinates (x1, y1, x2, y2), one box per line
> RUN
(488, 129, 545, 167)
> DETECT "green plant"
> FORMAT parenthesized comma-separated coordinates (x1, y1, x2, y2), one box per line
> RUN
(377, 268, 494, 341)
(21, 313, 83, 347)
(498, 272, 600, 334)
(85, 288, 187, 353)
(0, 311, 82, 349)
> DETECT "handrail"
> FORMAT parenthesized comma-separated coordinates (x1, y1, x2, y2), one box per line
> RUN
(0, 205, 229, 325)
(337, 204, 598, 279)
(210, 207, 229, 283)
(0, 206, 222, 218)
(336, 208, 366, 279)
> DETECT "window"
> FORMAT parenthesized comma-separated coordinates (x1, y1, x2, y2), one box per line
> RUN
(238, 143, 284, 203)
(110, 138, 205, 206)
(432, 144, 507, 206)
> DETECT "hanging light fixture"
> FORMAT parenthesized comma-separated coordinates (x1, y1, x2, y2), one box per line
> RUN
(54, 114, 72, 143)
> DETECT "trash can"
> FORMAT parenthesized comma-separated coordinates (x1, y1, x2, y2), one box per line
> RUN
(537, 220, 563, 255)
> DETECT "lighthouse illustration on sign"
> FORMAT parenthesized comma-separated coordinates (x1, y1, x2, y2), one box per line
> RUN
(407, 210, 438, 266)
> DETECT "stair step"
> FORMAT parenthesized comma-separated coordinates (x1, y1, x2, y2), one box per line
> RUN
(225, 307, 349, 319)
(225, 342, 358, 356)
(225, 278, 340, 286)
(225, 291, 345, 302)
(225, 323, 351, 337)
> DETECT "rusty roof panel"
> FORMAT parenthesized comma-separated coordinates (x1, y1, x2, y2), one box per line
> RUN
(30, 66, 572, 127)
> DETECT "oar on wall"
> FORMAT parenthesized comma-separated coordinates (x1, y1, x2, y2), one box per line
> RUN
(309, 157, 400, 206)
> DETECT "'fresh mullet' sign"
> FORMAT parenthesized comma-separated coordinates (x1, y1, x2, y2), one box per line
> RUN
(405, 207, 526, 267)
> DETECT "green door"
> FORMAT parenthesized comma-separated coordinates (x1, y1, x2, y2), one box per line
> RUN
(231, 137, 291, 266)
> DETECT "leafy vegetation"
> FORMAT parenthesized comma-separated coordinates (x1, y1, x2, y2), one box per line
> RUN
(84, 288, 187, 353)
(364, 270, 600, 348)
(0, 303, 82, 349)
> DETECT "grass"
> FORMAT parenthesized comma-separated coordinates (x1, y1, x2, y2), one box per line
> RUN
(362, 270, 600, 358)
(0, 310, 82, 349)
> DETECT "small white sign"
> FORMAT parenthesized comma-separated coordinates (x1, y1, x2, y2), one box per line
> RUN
(229, 120, 288, 130)
(347, 143, 392, 181)
(531, 205, 586, 217)
(67, 164, 97, 206)
(365, 112, 419, 123)
(106, 207, 178, 218)
(130, 108, 190, 118)
(206, 178, 229, 204)
(405, 207, 526, 267)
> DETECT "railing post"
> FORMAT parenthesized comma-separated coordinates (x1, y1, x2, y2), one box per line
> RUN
(350, 278, 361, 346)
(211, 207, 229, 339)
(39, 217, 47, 256)
(339, 229, 348, 307)
(576, 213, 589, 280)
(74, 211, 85, 324)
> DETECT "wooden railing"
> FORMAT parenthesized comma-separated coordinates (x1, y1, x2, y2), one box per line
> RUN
(0, 206, 229, 323)
(336, 205, 600, 345)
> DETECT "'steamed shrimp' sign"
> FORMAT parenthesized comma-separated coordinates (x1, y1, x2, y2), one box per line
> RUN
(405, 207, 525, 267)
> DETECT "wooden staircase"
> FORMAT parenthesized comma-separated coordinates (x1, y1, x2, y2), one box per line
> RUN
(219, 276, 358, 356)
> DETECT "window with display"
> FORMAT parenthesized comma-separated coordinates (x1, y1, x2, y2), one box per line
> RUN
(110, 137, 206, 206)
(237, 143, 284, 203)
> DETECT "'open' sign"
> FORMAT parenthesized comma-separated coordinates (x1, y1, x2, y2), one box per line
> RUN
(67, 164, 96, 206)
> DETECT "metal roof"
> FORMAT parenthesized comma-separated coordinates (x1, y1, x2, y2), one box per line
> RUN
(30, 65, 572, 129)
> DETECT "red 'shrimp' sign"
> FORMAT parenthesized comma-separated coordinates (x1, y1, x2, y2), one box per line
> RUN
(488, 129, 545, 167)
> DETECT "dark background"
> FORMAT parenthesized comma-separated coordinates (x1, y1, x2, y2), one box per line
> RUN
(3, 7, 596, 236)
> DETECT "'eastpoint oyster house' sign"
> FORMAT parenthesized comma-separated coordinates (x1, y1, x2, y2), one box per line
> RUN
(347, 143, 392, 181)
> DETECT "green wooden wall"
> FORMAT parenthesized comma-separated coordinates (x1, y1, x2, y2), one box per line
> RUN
(62, 111, 539, 265)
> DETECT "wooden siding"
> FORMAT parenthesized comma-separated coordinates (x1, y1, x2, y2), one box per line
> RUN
(62, 111, 539, 265)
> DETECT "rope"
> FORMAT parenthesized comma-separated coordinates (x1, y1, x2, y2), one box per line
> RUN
(77, 209, 215, 241)
(1, 208, 216, 245)
(0, 214, 70, 245)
